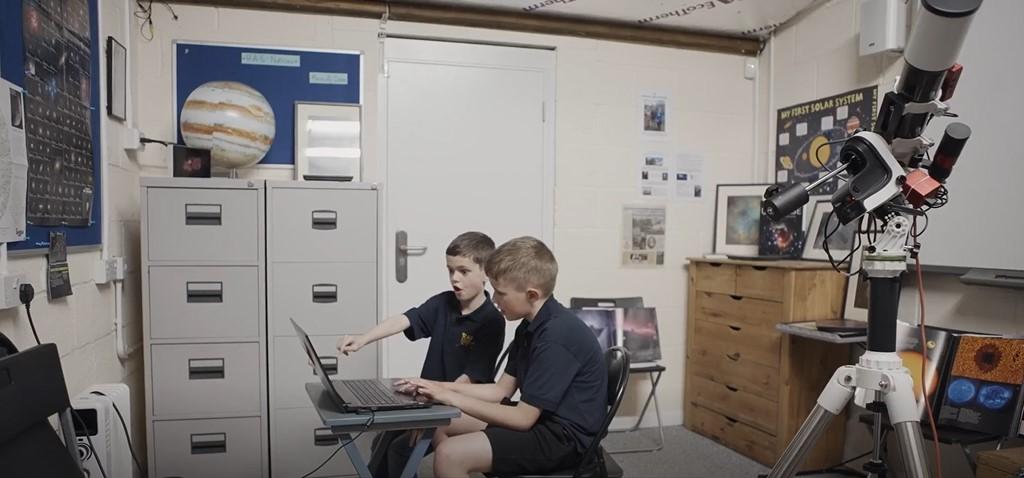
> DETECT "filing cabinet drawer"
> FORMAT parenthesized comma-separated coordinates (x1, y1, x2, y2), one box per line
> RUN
(689, 347, 779, 400)
(271, 407, 374, 478)
(690, 375, 778, 434)
(153, 417, 264, 478)
(693, 291, 783, 331)
(692, 319, 781, 369)
(689, 404, 776, 466)
(147, 188, 260, 263)
(270, 262, 376, 336)
(693, 263, 736, 295)
(151, 343, 262, 418)
(735, 265, 785, 301)
(149, 266, 261, 340)
(272, 335, 378, 409)
(270, 188, 377, 262)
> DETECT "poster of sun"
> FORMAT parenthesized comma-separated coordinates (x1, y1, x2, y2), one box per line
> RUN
(938, 335, 1024, 436)
(775, 86, 878, 194)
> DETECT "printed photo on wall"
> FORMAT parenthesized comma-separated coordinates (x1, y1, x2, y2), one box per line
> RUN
(622, 308, 661, 363)
(713, 184, 771, 257)
(641, 94, 667, 134)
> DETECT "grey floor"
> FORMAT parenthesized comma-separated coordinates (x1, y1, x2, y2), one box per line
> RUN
(415, 426, 854, 477)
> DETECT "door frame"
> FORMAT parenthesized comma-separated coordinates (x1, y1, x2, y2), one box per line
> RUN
(376, 36, 557, 376)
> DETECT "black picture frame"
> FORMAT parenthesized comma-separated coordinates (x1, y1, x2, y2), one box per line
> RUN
(106, 36, 126, 120)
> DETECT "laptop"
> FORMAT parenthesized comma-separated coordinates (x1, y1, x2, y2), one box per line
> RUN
(291, 318, 429, 412)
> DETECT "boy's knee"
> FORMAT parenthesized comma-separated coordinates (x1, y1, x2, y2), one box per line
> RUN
(433, 439, 458, 464)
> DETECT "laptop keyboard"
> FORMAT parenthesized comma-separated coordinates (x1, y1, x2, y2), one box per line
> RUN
(348, 380, 406, 405)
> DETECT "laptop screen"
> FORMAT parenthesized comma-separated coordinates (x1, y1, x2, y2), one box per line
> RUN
(290, 318, 340, 401)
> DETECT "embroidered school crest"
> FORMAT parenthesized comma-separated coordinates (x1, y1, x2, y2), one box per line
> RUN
(459, 332, 474, 348)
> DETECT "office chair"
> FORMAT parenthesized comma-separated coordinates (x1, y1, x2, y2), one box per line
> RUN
(569, 296, 665, 453)
(0, 343, 85, 477)
(490, 346, 630, 478)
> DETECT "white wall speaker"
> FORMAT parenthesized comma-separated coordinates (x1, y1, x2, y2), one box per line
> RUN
(860, 0, 907, 56)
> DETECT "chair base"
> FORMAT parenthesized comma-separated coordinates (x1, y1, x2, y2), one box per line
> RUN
(606, 365, 664, 454)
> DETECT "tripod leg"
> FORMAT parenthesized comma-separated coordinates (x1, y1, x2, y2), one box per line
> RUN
(884, 372, 930, 478)
(768, 366, 856, 478)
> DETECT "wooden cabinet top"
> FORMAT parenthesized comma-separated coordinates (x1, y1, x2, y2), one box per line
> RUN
(686, 257, 840, 270)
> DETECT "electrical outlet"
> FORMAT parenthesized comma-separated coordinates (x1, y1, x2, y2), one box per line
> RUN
(0, 273, 27, 309)
(94, 257, 126, 284)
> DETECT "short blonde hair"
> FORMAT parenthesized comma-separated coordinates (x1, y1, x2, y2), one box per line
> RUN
(485, 236, 558, 297)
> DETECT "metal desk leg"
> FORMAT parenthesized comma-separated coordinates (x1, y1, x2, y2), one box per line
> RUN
(608, 370, 664, 454)
(339, 432, 374, 478)
(399, 428, 436, 478)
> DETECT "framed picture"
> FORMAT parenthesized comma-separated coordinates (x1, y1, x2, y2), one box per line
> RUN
(803, 200, 857, 261)
(106, 36, 126, 120)
(714, 183, 771, 257)
(294, 102, 361, 181)
(759, 207, 804, 258)
(172, 145, 212, 178)
(844, 245, 869, 321)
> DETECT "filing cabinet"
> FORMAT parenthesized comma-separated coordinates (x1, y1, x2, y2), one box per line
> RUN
(142, 178, 381, 478)
(684, 258, 849, 471)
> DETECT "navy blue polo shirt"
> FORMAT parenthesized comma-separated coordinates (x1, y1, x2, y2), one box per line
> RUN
(403, 291, 505, 383)
(504, 297, 608, 452)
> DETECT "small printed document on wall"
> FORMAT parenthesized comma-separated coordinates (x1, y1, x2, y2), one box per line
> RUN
(0, 79, 28, 242)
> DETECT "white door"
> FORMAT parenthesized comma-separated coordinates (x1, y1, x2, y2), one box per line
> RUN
(382, 38, 555, 379)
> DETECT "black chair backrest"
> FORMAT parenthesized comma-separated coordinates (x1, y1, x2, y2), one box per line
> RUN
(569, 297, 644, 309)
(573, 346, 630, 478)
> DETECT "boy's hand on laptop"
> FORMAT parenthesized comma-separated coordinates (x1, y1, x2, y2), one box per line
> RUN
(336, 335, 365, 356)
(394, 378, 452, 405)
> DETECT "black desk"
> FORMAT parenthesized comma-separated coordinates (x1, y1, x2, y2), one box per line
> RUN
(306, 382, 461, 478)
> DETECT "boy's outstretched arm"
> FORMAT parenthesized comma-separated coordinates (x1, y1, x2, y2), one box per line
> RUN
(403, 377, 540, 431)
(337, 314, 411, 355)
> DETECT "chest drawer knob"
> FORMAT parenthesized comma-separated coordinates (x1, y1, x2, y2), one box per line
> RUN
(726, 352, 741, 361)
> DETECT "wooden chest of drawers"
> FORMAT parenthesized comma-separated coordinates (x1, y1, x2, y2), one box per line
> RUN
(684, 258, 850, 470)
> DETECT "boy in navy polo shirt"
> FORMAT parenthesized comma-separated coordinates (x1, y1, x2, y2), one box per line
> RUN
(396, 236, 608, 477)
(336, 231, 505, 477)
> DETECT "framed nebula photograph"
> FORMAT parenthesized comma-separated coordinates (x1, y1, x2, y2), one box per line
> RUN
(758, 208, 804, 258)
(621, 308, 661, 363)
(714, 184, 771, 257)
(803, 200, 857, 261)
(572, 308, 619, 350)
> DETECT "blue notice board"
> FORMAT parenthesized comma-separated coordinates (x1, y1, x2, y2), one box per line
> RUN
(175, 42, 362, 166)
(0, 0, 103, 252)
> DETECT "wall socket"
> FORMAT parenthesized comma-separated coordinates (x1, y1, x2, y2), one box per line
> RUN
(94, 257, 126, 284)
(0, 272, 28, 309)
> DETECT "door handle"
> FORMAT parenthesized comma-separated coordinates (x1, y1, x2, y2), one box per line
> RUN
(399, 245, 428, 255)
(396, 231, 429, 283)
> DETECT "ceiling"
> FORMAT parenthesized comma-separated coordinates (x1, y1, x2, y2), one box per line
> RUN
(404, 0, 823, 38)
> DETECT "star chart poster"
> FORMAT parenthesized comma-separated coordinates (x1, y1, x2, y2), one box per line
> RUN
(775, 86, 878, 194)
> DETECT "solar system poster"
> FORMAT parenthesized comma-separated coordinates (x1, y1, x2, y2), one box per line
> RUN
(775, 86, 878, 194)
(938, 335, 1024, 436)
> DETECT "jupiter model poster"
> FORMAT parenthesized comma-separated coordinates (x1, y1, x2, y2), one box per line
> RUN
(775, 86, 878, 194)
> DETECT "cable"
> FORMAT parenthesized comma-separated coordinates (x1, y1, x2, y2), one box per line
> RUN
(20, 284, 40, 346)
(134, 1, 177, 41)
(301, 410, 376, 478)
(913, 218, 943, 478)
(90, 392, 147, 478)
(72, 409, 108, 478)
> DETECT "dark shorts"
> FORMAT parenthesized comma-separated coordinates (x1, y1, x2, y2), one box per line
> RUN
(484, 419, 582, 475)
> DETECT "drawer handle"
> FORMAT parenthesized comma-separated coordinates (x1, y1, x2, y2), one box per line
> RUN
(725, 384, 739, 393)
(314, 427, 340, 447)
(312, 210, 338, 230)
(185, 204, 223, 226)
(709, 263, 723, 268)
(729, 295, 743, 301)
(726, 352, 741, 361)
(312, 284, 338, 303)
(316, 356, 338, 376)
(190, 432, 227, 455)
(186, 282, 223, 303)
(728, 325, 742, 332)
(188, 358, 225, 380)
(724, 416, 738, 425)
(752, 266, 768, 271)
